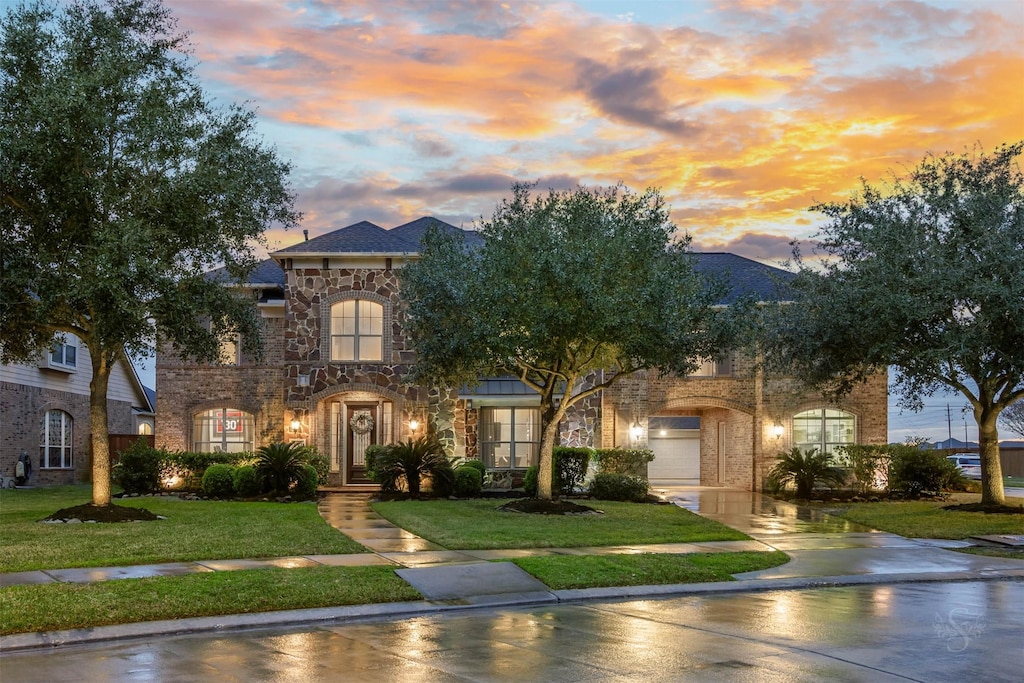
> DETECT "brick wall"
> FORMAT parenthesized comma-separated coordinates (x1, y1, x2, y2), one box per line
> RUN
(1, 381, 133, 485)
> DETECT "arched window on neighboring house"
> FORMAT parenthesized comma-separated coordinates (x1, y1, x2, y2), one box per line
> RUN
(330, 299, 384, 362)
(792, 408, 856, 455)
(192, 408, 255, 453)
(40, 410, 73, 468)
(137, 422, 154, 435)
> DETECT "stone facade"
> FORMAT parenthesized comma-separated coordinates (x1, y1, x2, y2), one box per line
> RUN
(155, 219, 889, 491)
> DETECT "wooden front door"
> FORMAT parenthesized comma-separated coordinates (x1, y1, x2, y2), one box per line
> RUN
(346, 404, 377, 483)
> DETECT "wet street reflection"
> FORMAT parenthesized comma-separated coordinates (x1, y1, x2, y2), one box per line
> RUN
(3, 580, 1021, 682)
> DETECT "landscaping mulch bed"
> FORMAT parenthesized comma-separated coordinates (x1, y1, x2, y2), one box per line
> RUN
(497, 499, 602, 515)
(41, 503, 161, 524)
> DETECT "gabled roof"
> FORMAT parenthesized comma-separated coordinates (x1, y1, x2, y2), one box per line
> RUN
(691, 253, 795, 304)
(391, 217, 484, 249)
(274, 220, 419, 255)
(206, 258, 286, 287)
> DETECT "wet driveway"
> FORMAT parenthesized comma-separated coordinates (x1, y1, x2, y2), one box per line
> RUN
(2, 579, 1020, 681)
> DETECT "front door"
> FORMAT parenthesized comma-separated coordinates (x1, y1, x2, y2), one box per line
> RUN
(346, 404, 377, 483)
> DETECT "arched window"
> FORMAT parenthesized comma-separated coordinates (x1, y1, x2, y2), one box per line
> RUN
(40, 410, 73, 468)
(792, 408, 856, 455)
(138, 422, 154, 435)
(192, 408, 254, 453)
(330, 299, 383, 362)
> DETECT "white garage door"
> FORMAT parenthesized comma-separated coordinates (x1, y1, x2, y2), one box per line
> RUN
(648, 431, 701, 481)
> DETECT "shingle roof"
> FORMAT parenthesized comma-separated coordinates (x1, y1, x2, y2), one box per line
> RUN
(691, 252, 795, 304)
(275, 221, 418, 255)
(206, 258, 285, 286)
(391, 217, 485, 249)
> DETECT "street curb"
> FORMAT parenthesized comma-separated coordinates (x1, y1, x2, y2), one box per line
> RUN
(3, 569, 1023, 654)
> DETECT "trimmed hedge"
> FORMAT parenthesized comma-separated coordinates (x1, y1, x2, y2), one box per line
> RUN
(294, 463, 320, 499)
(201, 464, 236, 498)
(554, 446, 591, 495)
(232, 465, 264, 497)
(589, 472, 649, 502)
(112, 439, 166, 494)
(592, 448, 654, 478)
(453, 466, 483, 497)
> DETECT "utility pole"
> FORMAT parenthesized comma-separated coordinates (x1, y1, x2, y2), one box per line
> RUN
(946, 404, 952, 445)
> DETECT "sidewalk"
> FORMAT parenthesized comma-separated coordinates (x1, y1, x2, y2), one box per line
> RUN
(3, 487, 1023, 652)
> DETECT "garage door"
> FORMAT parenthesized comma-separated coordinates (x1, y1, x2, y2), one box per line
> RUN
(648, 430, 701, 481)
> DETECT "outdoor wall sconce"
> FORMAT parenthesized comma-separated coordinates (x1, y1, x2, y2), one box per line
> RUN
(629, 422, 644, 441)
(290, 411, 303, 432)
(409, 419, 420, 433)
(771, 423, 784, 439)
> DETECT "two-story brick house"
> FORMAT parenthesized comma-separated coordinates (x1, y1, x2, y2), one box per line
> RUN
(156, 217, 887, 490)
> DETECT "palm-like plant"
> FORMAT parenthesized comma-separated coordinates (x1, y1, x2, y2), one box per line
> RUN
(767, 447, 846, 498)
(255, 442, 308, 494)
(372, 436, 454, 497)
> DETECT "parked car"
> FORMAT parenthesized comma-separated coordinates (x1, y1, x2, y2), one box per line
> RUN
(946, 454, 982, 480)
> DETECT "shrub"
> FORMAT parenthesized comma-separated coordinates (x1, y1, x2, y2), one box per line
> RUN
(766, 447, 846, 498)
(305, 447, 330, 486)
(232, 465, 264, 497)
(589, 472, 649, 502)
(294, 463, 320, 499)
(453, 465, 483, 497)
(370, 436, 454, 498)
(554, 446, 592, 495)
(523, 465, 539, 497)
(887, 445, 964, 495)
(592, 448, 654, 478)
(112, 439, 165, 494)
(835, 444, 889, 492)
(201, 464, 236, 498)
(458, 459, 486, 478)
(364, 444, 390, 484)
(162, 450, 250, 491)
(255, 442, 308, 494)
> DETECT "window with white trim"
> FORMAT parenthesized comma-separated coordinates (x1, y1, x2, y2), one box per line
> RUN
(792, 408, 855, 455)
(480, 407, 540, 469)
(330, 299, 383, 362)
(192, 408, 254, 453)
(40, 410, 73, 468)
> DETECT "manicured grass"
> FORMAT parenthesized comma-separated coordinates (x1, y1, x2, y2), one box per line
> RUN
(0, 566, 420, 635)
(370, 498, 749, 549)
(0, 486, 366, 573)
(1005, 477, 1024, 488)
(513, 551, 789, 590)
(825, 495, 1024, 540)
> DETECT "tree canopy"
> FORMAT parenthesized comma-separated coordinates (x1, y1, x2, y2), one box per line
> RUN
(0, 0, 299, 505)
(401, 183, 733, 499)
(769, 142, 1024, 505)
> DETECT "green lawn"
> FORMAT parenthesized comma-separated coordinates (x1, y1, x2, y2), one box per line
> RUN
(370, 498, 749, 548)
(824, 495, 1024, 540)
(0, 486, 366, 573)
(513, 551, 788, 590)
(1005, 477, 1024, 488)
(0, 566, 420, 635)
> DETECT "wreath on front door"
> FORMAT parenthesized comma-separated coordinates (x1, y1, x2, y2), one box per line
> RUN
(350, 411, 374, 435)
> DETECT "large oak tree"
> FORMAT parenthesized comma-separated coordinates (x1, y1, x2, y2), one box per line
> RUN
(401, 183, 733, 500)
(1, 0, 299, 506)
(770, 143, 1023, 505)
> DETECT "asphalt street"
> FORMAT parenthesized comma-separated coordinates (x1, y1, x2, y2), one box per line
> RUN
(2, 579, 1020, 682)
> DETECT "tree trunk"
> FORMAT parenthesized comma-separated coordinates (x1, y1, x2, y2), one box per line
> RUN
(536, 419, 561, 500)
(89, 349, 113, 507)
(976, 408, 1005, 506)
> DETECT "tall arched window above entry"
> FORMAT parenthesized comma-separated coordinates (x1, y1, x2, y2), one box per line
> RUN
(192, 408, 254, 453)
(330, 299, 384, 362)
(40, 410, 73, 468)
(792, 408, 856, 455)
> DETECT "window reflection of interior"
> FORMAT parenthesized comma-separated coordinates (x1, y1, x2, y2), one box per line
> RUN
(792, 408, 855, 455)
(480, 407, 540, 469)
(192, 408, 254, 453)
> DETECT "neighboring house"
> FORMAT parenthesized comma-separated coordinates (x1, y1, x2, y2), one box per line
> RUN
(156, 217, 887, 490)
(1, 336, 156, 486)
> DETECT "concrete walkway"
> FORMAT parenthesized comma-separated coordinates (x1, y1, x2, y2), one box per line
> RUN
(3, 488, 1023, 653)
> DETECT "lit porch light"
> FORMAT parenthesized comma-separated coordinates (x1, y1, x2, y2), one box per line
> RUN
(771, 423, 784, 439)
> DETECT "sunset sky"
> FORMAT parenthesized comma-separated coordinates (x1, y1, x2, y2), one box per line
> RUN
(148, 0, 1024, 267)
(41, 0, 1024, 442)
